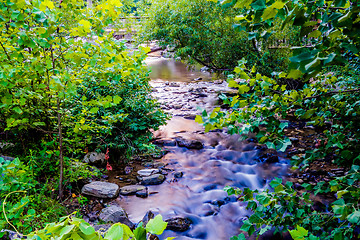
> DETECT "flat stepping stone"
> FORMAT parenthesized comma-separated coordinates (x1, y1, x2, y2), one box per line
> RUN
(81, 181, 119, 198)
(119, 185, 146, 195)
(140, 174, 165, 185)
(137, 168, 160, 177)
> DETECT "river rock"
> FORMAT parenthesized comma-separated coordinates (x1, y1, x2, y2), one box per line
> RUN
(0, 155, 15, 161)
(140, 174, 165, 185)
(119, 185, 146, 195)
(93, 224, 112, 233)
(153, 162, 165, 168)
(136, 188, 148, 198)
(138, 168, 160, 177)
(139, 211, 155, 227)
(83, 152, 106, 166)
(0, 230, 23, 240)
(81, 181, 119, 198)
(165, 217, 192, 232)
(170, 82, 180, 87)
(99, 205, 127, 222)
(176, 137, 204, 149)
(174, 171, 183, 178)
(153, 139, 177, 146)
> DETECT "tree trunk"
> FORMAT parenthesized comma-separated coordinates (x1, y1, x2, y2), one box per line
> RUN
(57, 97, 64, 200)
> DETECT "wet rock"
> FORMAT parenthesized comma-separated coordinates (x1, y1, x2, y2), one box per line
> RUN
(165, 217, 192, 232)
(140, 174, 165, 185)
(101, 175, 109, 179)
(213, 80, 223, 84)
(119, 185, 146, 195)
(194, 77, 202, 81)
(246, 138, 258, 143)
(138, 168, 160, 177)
(87, 212, 98, 222)
(0, 230, 23, 240)
(153, 162, 165, 168)
(139, 211, 155, 227)
(0, 155, 15, 161)
(99, 205, 126, 222)
(176, 137, 204, 149)
(82, 181, 119, 198)
(174, 171, 183, 178)
(83, 152, 106, 166)
(143, 162, 153, 167)
(200, 204, 218, 216)
(124, 166, 132, 175)
(171, 104, 182, 109)
(136, 188, 148, 198)
(153, 139, 176, 146)
(257, 153, 279, 163)
(170, 82, 180, 87)
(211, 199, 225, 207)
(194, 93, 207, 98)
(149, 234, 160, 240)
(289, 137, 299, 143)
(183, 114, 197, 120)
(93, 224, 111, 233)
(200, 66, 209, 72)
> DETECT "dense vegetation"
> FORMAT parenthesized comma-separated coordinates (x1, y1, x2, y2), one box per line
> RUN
(1, 0, 360, 239)
(0, 0, 166, 237)
(194, 0, 360, 239)
(139, 0, 300, 76)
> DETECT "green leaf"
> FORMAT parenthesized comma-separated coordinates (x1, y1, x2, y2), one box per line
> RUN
(286, 69, 303, 79)
(347, 211, 360, 225)
(59, 224, 75, 236)
(308, 30, 321, 38)
(238, 85, 250, 94)
(230, 233, 246, 240)
(90, 107, 99, 114)
(262, 7, 278, 21)
(13, 107, 23, 114)
(104, 223, 124, 240)
(195, 115, 204, 124)
(133, 224, 146, 240)
(113, 95, 122, 104)
(251, 0, 266, 10)
(79, 222, 95, 235)
(289, 225, 308, 240)
(146, 215, 167, 235)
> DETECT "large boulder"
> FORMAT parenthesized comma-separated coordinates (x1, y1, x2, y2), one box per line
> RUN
(176, 137, 204, 149)
(83, 152, 106, 166)
(81, 181, 119, 198)
(99, 205, 135, 229)
(140, 174, 165, 185)
(137, 168, 160, 177)
(119, 185, 146, 195)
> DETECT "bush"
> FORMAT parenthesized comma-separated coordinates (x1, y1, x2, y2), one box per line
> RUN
(0, 157, 66, 236)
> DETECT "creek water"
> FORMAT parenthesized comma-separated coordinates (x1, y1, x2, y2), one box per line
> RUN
(113, 58, 289, 239)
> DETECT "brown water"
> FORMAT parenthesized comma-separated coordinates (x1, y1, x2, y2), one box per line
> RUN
(146, 57, 212, 82)
(111, 58, 289, 239)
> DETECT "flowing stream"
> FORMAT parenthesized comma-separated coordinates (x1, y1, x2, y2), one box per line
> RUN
(109, 57, 289, 239)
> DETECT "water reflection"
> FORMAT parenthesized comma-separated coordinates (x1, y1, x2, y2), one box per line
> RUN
(146, 57, 212, 82)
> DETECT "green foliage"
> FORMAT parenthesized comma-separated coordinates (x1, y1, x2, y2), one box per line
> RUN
(218, 0, 360, 79)
(0, 157, 66, 236)
(23, 214, 174, 240)
(225, 166, 360, 239)
(197, 59, 360, 166)
(139, 0, 296, 75)
(0, 0, 167, 197)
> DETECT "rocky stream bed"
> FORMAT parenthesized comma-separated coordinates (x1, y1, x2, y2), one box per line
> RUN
(71, 57, 295, 240)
